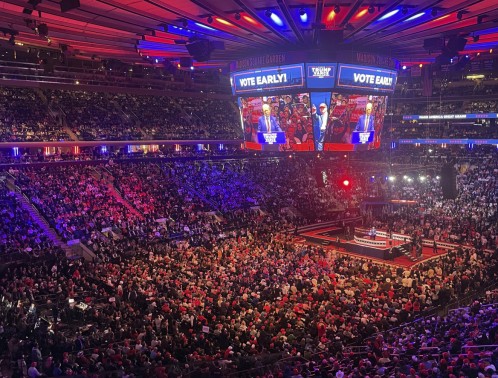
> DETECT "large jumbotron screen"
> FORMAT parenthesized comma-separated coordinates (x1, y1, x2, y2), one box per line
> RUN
(232, 62, 396, 152)
(240, 93, 314, 152)
(310, 92, 388, 151)
(238, 91, 388, 151)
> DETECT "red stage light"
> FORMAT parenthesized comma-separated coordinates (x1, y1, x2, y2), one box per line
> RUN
(342, 179, 350, 187)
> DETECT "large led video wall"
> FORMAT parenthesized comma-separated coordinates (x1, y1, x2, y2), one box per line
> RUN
(232, 62, 397, 151)
(309, 92, 388, 151)
(240, 93, 313, 151)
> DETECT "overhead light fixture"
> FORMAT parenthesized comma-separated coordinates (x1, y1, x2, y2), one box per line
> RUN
(195, 22, 216, 30)
(355, 9, 368, 18)
(466, 74, 485, 80)
(299, 8, 307, 22)
(207, 16, 213, 24)
(334, 5, 341, 14)
(234, 12, 241, 20)
(242, 15, 258, 25)
(401, 6, 408, 15)
(270, 13, 284, 26)
(378, 9, 400, 21)
(457, 11, 464, 20)
(182, 19, 188, 27)
(473, 34, 479, 42)
(265, 9, 273, 18)
(404, 12, 425, 22)
(431, 8, 438, 17)
(216, 18, 233, 26)
(368, 5, 375, 14)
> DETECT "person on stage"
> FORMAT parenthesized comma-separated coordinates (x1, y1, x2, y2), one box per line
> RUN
(354, 102, 375, 133)
(257, 104, 283, 133)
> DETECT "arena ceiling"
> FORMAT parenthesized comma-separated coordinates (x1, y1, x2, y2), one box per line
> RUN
(0, 0, 497, 69)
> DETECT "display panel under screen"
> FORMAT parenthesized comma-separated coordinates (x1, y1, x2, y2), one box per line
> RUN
(309, 92, 388, 151)
(239, 93, 314, 151)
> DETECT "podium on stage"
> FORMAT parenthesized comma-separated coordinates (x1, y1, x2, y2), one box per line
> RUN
(257, 132, 286, 151)
(351, 131, 374, 144)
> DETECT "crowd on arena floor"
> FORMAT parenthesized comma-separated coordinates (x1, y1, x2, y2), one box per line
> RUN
(0, 144, 496, 377)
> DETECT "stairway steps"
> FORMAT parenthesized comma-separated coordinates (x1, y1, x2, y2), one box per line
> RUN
(12, 192, 71, 255)
(397, 246, 418, 261)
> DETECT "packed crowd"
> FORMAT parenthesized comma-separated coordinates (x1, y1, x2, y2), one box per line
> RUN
(1, 215, 497, 377)
(177, 97, 241, 139)
(113, 94, 241, 140)
(0, 88, 243, 142)
(11, 165, 141, 242)
(368, 149, 497, 249)
(45, 90, 141, 141)
(0, 146, 496, 377)
(0, 87, 69, 142)
(389, 100, 498, 140)
(0, 180, 55, 260)
(2, 84, 498, 144)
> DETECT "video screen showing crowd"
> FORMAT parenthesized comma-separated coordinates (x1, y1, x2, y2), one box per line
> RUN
(311, 92, 388, 151)
(240, 93, 313, 151)
(239, 92, 388, 152)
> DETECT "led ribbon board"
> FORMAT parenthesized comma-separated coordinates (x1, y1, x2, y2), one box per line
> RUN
(403, 113, 498, 120)
(230, 64, 305, 95)
(336, 64, 397, 92)
(399, 139, 498, 145)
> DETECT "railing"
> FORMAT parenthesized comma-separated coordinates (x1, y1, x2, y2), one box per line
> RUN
(0, 61, 229, 93)
(353, 234, 388, 247)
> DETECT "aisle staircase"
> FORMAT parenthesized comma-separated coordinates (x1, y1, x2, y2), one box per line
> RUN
(11, 191, 75, 258)
(92, 167, 144, 219)
(397, 244, 418, 262)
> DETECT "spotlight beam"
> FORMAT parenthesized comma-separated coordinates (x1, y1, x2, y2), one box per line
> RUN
(276, 0, 305, 44)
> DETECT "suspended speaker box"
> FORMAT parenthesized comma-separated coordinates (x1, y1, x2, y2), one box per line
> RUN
(440, 163, 457, 200)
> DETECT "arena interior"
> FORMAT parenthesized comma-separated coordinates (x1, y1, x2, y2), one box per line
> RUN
(0, 0, 497, 377)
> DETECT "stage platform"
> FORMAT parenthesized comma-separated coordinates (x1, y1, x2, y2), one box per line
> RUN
(300, 227, 449, 269)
